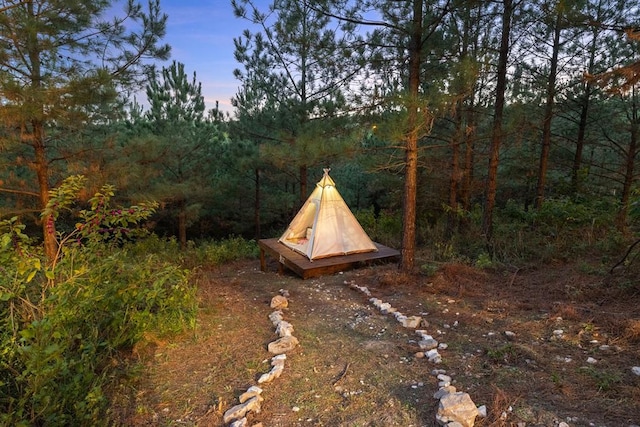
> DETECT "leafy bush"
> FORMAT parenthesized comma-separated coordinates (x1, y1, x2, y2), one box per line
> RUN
(356, 208, 402, 248)
(487, 197, 622, 263)
(120, 233, 260, 269)
(0, 176, 197, 426)
(193, 236, 260, 266)
(355, 208, 376, 236)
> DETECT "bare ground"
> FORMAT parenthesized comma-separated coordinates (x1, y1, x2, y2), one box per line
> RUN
(111, 258, 640, 427)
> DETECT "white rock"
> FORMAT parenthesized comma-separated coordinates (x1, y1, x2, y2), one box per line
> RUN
(268, 311, 284, 326)
(436, 392, 478, 427)
(239, 386, 263, 403)
(223, 396, 263, 424)
(419, 338, 439, 350)
(427, 349, 442, 363)
(586, 357, 597, 364)
(402, 316, 422, 329)
(437, 374, 452, 383)
(632, 366, 640, 376)
(258, 363, 284, 383)
(229, 417, 248, 427)
(505, 331, 516, 338)
(477, 405, 487, 417)
(276, 320, 294, 337)
(433, 385, 456, 399)
(271, 354, 287, 367)
(427, 349, 439, 358)
(270, 295, 288, 309)
(267, 336, 299, 354)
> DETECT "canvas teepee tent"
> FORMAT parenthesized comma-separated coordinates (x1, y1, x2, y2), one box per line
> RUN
(279, 168, 378, 260)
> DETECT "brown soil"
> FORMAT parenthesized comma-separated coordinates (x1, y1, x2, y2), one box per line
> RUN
(111, 258, 640, 427)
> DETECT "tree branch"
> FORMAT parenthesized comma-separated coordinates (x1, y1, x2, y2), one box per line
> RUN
(610, 238, 640, 273)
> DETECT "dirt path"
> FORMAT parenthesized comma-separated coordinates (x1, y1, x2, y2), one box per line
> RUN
(112, 261, 640, 426)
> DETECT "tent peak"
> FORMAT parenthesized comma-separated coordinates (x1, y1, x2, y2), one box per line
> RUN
(318, 168, 335, 188)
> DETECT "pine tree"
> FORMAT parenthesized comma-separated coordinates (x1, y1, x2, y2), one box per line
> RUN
(0, 0, 169, 261)
(139, 61, 223, 248)
(232, 0, 361, 205)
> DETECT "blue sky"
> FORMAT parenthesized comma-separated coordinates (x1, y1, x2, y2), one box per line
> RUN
(154, 0, 263, 115)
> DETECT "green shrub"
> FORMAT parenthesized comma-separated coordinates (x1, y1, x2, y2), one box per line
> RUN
(194, 236, 260, 266)
(0, 176, 197, 426)
(354, 208, 402, 248)
(354, 207, 377, 235)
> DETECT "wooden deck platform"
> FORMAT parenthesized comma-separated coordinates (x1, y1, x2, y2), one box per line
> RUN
(258, 238, 400, 279)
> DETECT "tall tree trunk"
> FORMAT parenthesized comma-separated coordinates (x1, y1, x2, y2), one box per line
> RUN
(26, 3, 57, 262)
(178, 201, 187, 249)
(299, 164, 308, 205)
(460, 102, 476, 216)
(449, 1, 476, 235)
(400, 0, 423, 272)
(482, 0, 513, 245)
(535, 11, 562, 210)
(446, 107, 462, 237)
(33, 120, 57, 261)
(616, 89, 639, 232)
(255, 168, 261, 239)
(571, 81, 591, 194)
(571, 10, 601, 194)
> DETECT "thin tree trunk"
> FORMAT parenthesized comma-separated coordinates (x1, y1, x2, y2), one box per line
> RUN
(571, 84, 590, 194)
(616, 90, 638, 232)
(482, 0, 513, 245)
(446, 107, 462, 237)
(571, 11, 600, 194)
(458, 3, 477, 227)
(535, 11, 562, 210)
(447, 0, 477, 235)
(178, 202, 187, 249)
(255, 168, 261, 239)
(400, 0, 423, 272)
(34, 121, 57, 261)
(299, 164, 308, 204)
(461, 104, 476, 215)
(27, 0, 56, 263)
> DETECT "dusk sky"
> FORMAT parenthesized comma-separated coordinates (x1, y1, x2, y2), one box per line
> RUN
(151, 0, 266, 115)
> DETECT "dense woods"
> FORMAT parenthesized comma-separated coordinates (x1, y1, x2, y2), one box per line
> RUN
(1, 0, 639, 424)
(2, 0, 639, 263)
